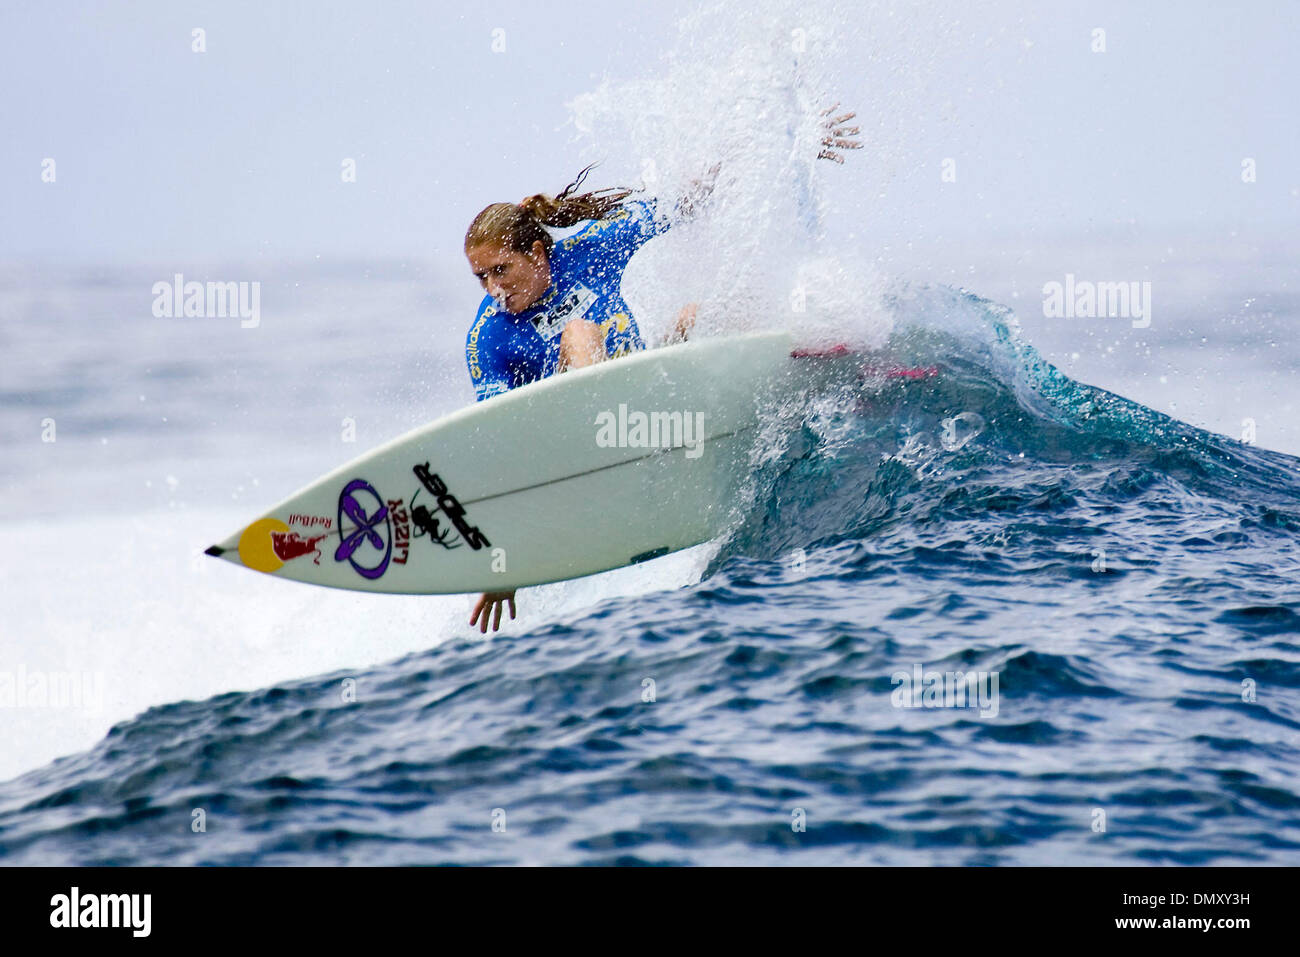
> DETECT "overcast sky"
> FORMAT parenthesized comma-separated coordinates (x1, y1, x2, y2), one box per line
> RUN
(2, 0, 1296, 266)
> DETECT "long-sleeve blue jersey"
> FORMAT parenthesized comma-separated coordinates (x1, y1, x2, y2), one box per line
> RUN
(465, 197, 672, 401)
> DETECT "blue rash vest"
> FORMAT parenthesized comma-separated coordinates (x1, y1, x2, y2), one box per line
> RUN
(465, 197, 672, 402)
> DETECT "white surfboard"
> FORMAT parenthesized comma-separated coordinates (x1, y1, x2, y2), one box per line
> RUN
(206, 331, 801, 594)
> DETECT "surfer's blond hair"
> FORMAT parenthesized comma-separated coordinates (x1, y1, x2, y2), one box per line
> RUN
(464, 163, 635, 257)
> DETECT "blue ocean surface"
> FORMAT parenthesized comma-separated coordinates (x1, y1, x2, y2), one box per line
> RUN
(1, 268, 1299, 866)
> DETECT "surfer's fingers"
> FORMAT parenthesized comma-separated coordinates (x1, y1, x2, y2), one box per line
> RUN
(508, 597, 517, 620)
(472, 594, 494, 632)
(818, 101, 841, 116)
(493, 600, 503, 632)
(827, 110, 857, 125)
(817, 149, 846, 164)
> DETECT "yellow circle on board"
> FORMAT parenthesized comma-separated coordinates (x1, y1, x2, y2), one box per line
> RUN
(238, 518, 290, 573)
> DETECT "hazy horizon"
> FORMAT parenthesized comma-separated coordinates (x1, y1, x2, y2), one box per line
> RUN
(2, 0, 1295, 267)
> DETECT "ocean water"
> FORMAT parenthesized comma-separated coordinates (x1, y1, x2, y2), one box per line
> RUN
(2, 266, 1299, 866)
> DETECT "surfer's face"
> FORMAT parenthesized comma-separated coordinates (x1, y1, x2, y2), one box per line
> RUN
(467, 241, 551, 314)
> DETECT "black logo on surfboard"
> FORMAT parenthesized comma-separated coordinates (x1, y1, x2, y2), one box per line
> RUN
(411, 464, 491, 551)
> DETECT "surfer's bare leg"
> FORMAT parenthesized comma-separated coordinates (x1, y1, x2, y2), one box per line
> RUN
(558, 318, 607, 371)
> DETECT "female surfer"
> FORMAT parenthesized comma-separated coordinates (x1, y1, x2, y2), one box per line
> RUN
(466, 105, 863, 633)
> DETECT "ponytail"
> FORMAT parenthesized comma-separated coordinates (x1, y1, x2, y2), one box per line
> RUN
(464, 163, 637, 257)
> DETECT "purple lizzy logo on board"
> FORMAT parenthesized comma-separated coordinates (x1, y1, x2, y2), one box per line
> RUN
(335, 479, 392, 579)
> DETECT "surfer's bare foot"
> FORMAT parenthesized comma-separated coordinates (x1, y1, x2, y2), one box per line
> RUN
(471, 590, 516, 633)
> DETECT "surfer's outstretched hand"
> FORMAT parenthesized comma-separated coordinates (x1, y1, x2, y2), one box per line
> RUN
(817, 103, 863, 163)
(471, 590, 516, 633)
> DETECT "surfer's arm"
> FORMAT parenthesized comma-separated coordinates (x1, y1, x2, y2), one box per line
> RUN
(468, 357, 511, 402)
(667, 104, 857, 226)
(472, 374, 510, 402)
(467, 302, 512, 401)
(597, 167, 719, 261)
(595, 197, 674, 266)
(665, 102, 858, 225)
(672, 162, 721, 222)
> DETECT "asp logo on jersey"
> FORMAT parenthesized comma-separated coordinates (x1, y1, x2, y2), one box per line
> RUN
(532, 284, 596, 339)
